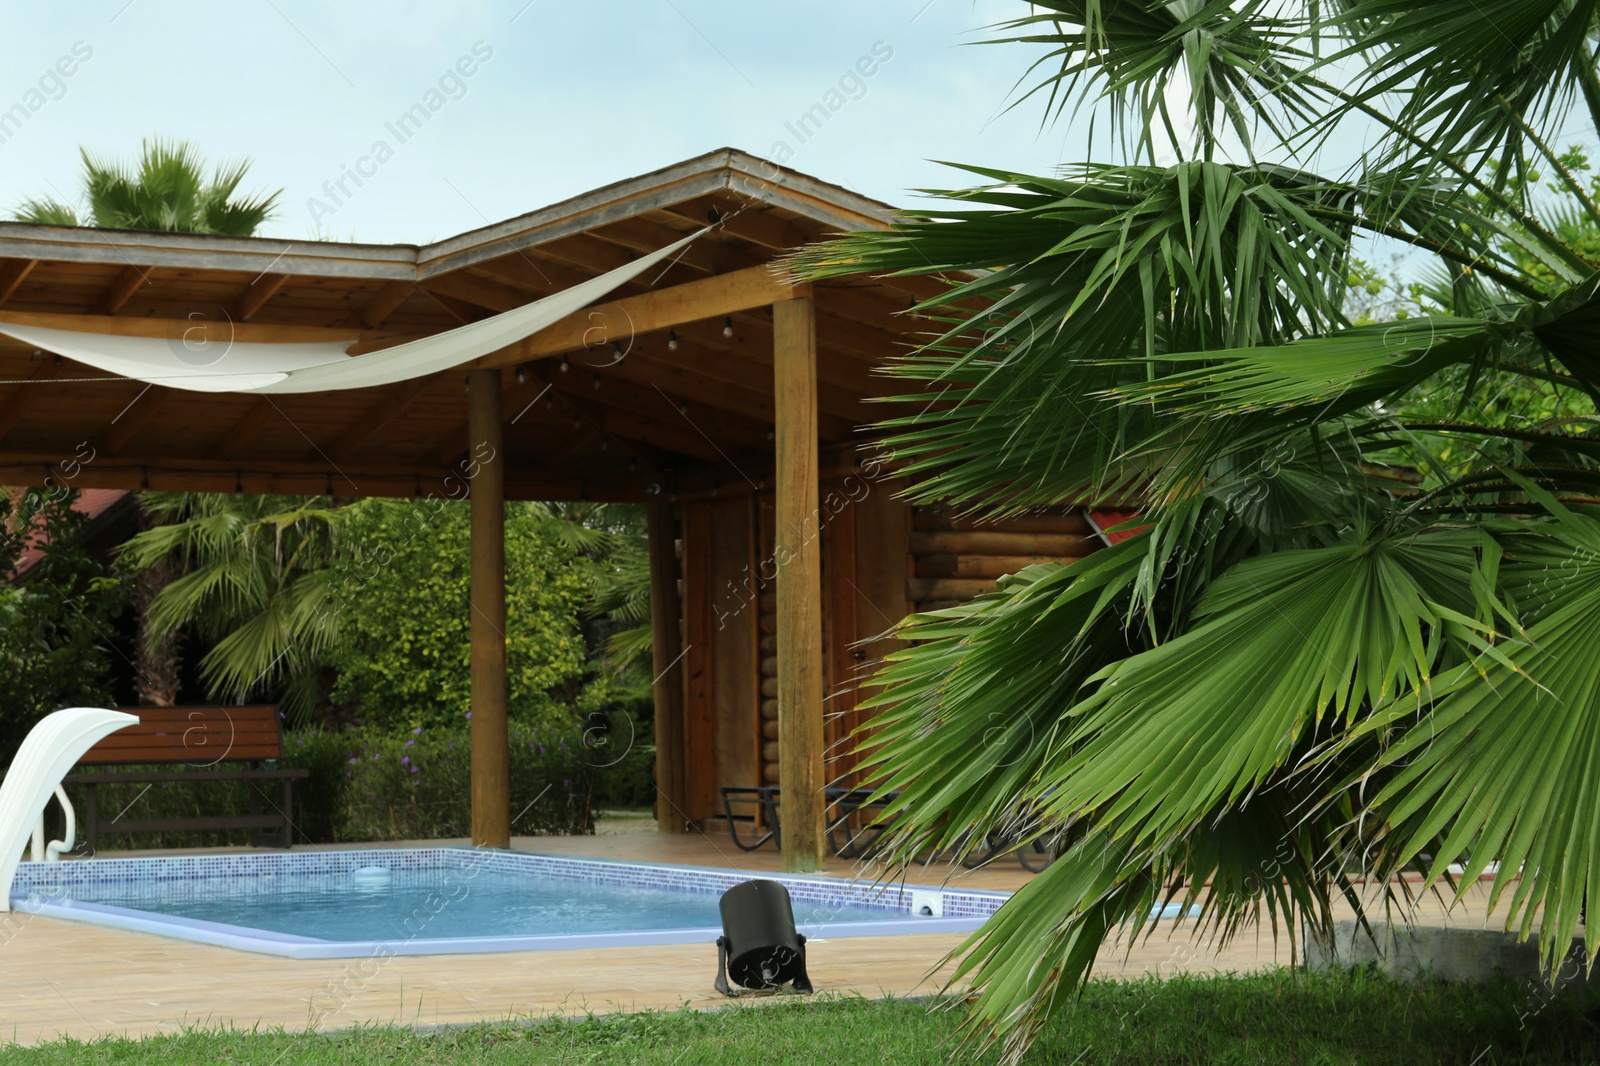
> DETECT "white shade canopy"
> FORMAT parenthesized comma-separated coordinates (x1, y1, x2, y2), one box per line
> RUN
(0, 227, 707, 394)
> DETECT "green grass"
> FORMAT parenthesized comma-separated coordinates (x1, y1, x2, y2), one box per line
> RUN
(5, 968, 1600, 1065)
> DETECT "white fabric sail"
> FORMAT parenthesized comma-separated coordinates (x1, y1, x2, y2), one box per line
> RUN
(0, 227, 707, 394)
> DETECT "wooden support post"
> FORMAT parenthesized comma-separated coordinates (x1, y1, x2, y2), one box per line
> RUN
(773, 296, 826, 872)
(468, 368, 510, 848)
(647, 492, 689, 832)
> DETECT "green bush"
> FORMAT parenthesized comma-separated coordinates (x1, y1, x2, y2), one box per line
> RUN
(325, 499, 596, 731)
(0, 489, 126, 764)
(62, 723, 599, 851)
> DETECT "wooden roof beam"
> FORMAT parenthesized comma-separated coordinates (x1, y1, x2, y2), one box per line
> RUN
(659, 200, 811, 251)
(216, 396, 277, 459)
(481, 264, 809, 368)
(96, 265, 152, 316)
(590, 218, 736, 275)
(0, 450, 647, 502)
(356, 280, 415, 329)
(327, 375, 441, 461)
(0, 259, 37, 308)
(422, 272, 532, 315)
(236, 273, 290, 321)
(0, 355, 61, 440)
(103, 387, 171, 455)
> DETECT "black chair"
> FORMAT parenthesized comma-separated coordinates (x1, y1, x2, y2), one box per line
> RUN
(719, 786, 781, 851)
(823, 787, 901, 859)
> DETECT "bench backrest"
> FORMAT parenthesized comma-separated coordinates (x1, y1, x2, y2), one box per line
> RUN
(76, 705, 285, 766)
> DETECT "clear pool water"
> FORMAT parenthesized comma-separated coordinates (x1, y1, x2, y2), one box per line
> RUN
(63, 868, 903, 942)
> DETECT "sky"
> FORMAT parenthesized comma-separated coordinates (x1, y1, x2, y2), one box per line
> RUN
(0, 0, 1102, 245)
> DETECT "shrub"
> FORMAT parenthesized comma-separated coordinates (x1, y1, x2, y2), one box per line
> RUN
(60, 723, 599, 851)
(0, 489, 126, 766)
(325, 499, 596, 731)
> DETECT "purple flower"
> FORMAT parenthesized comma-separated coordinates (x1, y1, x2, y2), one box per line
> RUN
(448, 743, 455, 751)
(465, 712, 472, 720)
(405, 739, 415, 748)
(413, 727, 422, 735)
(373, 753, 381, 761)
(563, 778, 570, 788)
(347, 757, 357, 765)
(401, 756, 410, 765)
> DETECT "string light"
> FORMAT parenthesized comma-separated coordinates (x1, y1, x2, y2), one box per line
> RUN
(667, 329, 678, 352)
(592, 372, 601, 390)
(559, 354, 570, 373)
(515, 364, 527, 385)
(722, 316, 733, 338)
(612, 340, 624, 363)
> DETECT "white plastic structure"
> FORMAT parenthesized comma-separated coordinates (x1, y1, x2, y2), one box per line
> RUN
(0, 708, 138, 912)
(30, 785, 77, 862)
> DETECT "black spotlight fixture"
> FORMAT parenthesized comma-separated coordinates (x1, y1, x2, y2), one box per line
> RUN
(714, 879, 814, 996)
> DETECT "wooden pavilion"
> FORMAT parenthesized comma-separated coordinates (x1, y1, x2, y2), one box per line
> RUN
(0, 149, 1102, 871)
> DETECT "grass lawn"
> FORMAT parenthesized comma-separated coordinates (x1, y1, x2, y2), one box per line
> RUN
(5, 968, 1600, 1065)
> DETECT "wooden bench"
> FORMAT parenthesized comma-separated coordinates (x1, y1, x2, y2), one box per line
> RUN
(62, 705, 309, 851)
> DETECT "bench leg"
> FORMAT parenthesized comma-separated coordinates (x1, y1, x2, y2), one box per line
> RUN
(281, 778, 294, 849)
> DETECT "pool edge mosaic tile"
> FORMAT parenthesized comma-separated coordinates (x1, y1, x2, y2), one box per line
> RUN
(8, 848, 1010, 959)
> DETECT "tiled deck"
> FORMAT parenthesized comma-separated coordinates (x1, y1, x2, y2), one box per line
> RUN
(0, 823, 1517, 1046)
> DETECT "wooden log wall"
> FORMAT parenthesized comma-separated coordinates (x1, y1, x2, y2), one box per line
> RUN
(908, 508, 1098, 612)
(757, 493, 781, 787)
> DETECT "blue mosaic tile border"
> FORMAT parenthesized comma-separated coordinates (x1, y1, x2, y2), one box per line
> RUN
(11, 847, 1011, 923)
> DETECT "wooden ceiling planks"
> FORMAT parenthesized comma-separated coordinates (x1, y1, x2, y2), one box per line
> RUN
(0, 150, 942, 501)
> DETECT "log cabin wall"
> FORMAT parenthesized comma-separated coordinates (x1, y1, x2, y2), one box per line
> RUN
(678, 495, 762, 823)
(676, 490, 1100, 824)
(907, 507, 1099, 611)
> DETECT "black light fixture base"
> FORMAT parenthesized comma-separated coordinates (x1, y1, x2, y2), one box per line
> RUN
(713, 934, 813, 997)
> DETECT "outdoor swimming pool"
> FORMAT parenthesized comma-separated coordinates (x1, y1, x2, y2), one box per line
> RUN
(8, 848, 1008, 959)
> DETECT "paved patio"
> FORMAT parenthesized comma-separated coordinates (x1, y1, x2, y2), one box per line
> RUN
(0, 822, 1519, 1047)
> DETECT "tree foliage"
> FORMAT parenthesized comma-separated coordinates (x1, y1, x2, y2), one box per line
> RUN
(796, 1, 1600, 1059)
(15, 137, 279, 235)
(325, 499, 598, 731)
(0, 490, 125, 761)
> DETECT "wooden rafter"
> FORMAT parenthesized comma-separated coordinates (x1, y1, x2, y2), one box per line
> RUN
(0, 259, 37, 308)
(236, 273, 290, 321)
(216, 396, 277, 459)
(95, 265, 151, 316)
(356, 280, 415, 329)
(327, 375, 440, 461)
(420, 287, 477, 324)
(103, 388, 170, 455)
(0, 355, 61, 439)
(421, 272, 531, 315)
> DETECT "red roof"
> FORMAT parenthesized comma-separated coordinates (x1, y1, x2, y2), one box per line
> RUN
(8, 489, 132, 578)
(1087, 508, 1148, 546)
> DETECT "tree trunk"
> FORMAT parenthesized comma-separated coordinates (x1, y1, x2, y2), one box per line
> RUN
(133, 506, 183, 707)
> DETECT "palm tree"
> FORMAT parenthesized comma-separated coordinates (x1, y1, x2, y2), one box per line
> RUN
(119, 494, 341, 722)
(15, 139, 282, 707)
(16, 138, 279, 234)
(797, 1, 1600, 1057)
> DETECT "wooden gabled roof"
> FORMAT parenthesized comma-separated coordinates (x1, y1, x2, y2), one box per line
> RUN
(0, 149, 941, 502)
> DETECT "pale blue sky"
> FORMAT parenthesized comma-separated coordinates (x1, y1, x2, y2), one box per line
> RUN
(0, 0, 1097, 244)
